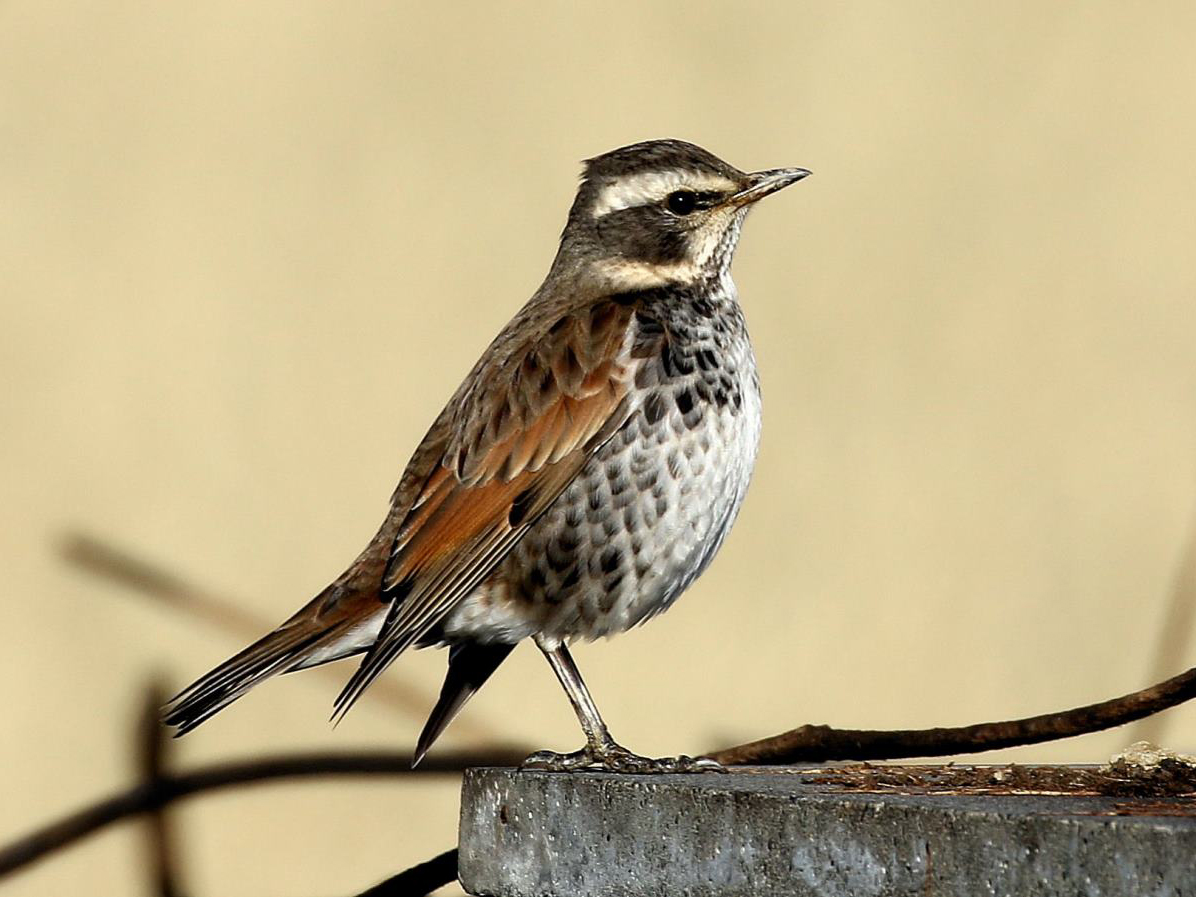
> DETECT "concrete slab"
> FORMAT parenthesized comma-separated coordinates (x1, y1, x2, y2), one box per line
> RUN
(458, 765, 1196, 896)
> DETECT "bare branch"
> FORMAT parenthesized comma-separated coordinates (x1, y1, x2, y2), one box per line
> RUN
(707, 663, 1196, 765)
(138, 681, 186, 897)
(0, 748, 526, 880)
(349, 849, 458, 896)
(6, 658, 1196, 885)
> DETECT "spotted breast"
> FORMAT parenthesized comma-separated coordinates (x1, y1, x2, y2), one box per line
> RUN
(442, 274, 761, 646)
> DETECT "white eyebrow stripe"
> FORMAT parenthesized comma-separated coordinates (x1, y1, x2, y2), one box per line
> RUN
(590, 170, 737, 218)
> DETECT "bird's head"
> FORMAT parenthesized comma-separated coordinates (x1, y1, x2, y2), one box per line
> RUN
(556, 139, 809, 290)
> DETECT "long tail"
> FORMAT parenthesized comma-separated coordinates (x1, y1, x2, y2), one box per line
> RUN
(164, 514, 402, 735)
(163, 615, 372, 736)
(413, 642, 514, 766)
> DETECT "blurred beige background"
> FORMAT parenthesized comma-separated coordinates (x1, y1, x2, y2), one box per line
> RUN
(4, 1, 1196, 895)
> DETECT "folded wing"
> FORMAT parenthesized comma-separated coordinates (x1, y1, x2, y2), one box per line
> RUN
(332, 299, 644, 720)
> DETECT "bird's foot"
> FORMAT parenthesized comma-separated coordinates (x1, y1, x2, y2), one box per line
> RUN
(521, 742, 724, 774)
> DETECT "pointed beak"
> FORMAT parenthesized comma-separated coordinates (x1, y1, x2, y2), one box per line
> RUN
(731, 167, 812, 206)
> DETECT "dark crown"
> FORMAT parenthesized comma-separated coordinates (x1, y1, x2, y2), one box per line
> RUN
(581, 139, 744, 184)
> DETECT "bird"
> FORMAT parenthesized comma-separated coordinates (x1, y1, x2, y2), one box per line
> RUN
(164, 139, 809, 772)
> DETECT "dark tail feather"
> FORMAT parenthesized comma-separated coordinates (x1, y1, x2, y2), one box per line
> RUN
(413, 643, 514, 767)
(164, 621, 345, 736)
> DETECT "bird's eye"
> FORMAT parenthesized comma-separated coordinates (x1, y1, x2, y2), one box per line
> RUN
(665, 191, 698, 215)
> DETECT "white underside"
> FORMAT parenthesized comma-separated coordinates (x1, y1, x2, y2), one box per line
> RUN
(290, 612, 387, 670)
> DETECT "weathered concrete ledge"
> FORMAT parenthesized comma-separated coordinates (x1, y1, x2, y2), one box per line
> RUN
(459, 765, 1196, 896)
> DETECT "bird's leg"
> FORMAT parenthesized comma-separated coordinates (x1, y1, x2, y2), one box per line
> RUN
(539, 640, 619, 755)
(521, 639, 722, 774)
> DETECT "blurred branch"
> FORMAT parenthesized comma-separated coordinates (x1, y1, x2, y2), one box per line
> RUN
(0, 748, 526, 880)
(707, 662, 1196, 765)
(139, 680, 186, 897)
(6, 662, 1196, 884)
(1132, 507, 1196, 744)
(59, 531, 491, 739)
(349, 849, 457, 896)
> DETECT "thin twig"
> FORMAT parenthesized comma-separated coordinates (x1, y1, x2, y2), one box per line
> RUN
(706, 663, 1196, 765)
(139, 680, 186, 897)
(0, 748, 526, 880)
(349, 848, 458, 896)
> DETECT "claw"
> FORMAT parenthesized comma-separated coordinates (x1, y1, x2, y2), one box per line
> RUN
(519, 745, 724, 774)
(520, 749, 594, 771)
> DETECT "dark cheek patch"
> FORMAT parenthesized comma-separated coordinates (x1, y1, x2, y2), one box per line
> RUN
(599, 206, 689, 264)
